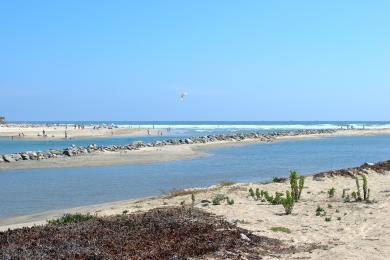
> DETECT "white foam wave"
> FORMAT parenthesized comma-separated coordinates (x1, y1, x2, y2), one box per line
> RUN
(115, 123, 390, 131)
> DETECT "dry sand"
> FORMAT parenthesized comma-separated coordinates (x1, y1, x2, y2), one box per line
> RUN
(0, 124, 164, 140)
(1, 166, 389, 259)
(1, 128, 390, 171)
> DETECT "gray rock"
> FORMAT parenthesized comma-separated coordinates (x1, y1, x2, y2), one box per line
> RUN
(185, 138, 193, 144)
(240, 233, 251, 242)
(63, 149, 73, 156)
(0, 156, 4, 162)
(21, 153, 30, 160)
(3, 154, 21, 162)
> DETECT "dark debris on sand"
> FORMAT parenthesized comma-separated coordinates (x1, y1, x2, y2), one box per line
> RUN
(313, 160, 390, 179)
(0, 207, 320, 259)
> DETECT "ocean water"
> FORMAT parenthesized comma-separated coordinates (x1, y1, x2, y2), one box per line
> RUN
(0, 135, 390, 219)
(1, 121, 390, 154)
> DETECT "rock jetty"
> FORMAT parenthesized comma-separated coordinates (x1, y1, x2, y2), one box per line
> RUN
(0, 129, 335, 164)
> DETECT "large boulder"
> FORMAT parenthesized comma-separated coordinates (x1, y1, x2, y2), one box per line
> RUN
(185, 138, 194, 144)
(3, 154, 22, 162)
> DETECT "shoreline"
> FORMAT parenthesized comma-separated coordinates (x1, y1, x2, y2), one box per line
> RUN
(1, 128, 390, 171)
(0, 123, 166, 140)
(1, 160, 390, 259)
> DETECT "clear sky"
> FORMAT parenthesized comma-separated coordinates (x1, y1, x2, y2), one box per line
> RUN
(1, 1, 389, 121)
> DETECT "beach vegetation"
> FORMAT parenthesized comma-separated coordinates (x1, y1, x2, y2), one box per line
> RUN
(264, 191, 284, 205)
(226, 197, 235, 205)
(255, 188, 262, 200)
(337, 217, 341, 221)
(122, 210, 128, 215)
(289, 171, 304, 202)
(236, 219, 250, 224)
(362, 175, 369, 201)
(212, 194, 226, 205)
(316, 206, 326, 216)
(218, 181, 236, 187)
(248, 188, 255, 199)
(328, 187, 336, 198)
(355, 176, 362, 201)
(327, 204, 332, 208)
(280, 191, 294, 215)
(271, 226, 292, 233)
(325, 217, 332, 222)
(47, 213, 96, 225)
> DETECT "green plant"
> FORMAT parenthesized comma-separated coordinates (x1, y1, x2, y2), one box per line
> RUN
(264, 191, 284, 205)
(327, 204, 332, 208)
(227, 197, 235, 205)
(344, 194, 351, 203)
(325, 217, 332, 222)
(328, 187, 336, 198)
(316, 206, 326, 216)
(122, 210, 128, 215)
(271, 226, 292, 234)
(362, 175, 369, 201)
(47, 213, 96, 225)
(355, 176, 362, 201)
(337, 217, 341, 221)
(298, 176, 305, 199)
(212, 194, 226, 205)
(255, 188, 262, 200)
(249, 188, 255, 199)
(289, 171, 304, 202)
(236, 219, 250, 224)
(280, 191, 294, 215)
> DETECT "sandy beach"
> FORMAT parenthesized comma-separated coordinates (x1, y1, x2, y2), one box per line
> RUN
(1, 161, 389, 259)
(1, 128, 390, 171)
(0, 124, 165, 140)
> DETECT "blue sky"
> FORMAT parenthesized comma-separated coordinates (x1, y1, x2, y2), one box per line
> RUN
(1, 1, 389, 121)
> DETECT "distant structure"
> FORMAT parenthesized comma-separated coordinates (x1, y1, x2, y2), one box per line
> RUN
(0, 116, 5, 124)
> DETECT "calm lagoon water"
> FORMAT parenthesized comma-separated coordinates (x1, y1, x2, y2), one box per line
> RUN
(0, 135, 390, 219)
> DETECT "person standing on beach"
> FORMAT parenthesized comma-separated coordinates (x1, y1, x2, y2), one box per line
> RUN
(65, 131, 68, 139)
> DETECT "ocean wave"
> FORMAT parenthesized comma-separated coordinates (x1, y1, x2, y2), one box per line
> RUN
(115, 123, 390, 130)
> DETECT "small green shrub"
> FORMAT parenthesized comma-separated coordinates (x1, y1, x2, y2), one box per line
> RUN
(237, 219, 250, 224)
(264, 191, 284, 205)
(289, 170, 304, 201)
(362, 175, 370, 201)
(227, 197, 235, 205)
(328, 187, 336, 198)
(280, 191, 294, 215)
(249, 188, 255, 199)
(325, 217, 332, 222)
(271, 226, 292, 233)
(355, 176, 362, 201)
(47, 213, 96, 225)
(255, 188, 261, 200)
(212, 194, 226, 205)
(316, 206, 326, 216)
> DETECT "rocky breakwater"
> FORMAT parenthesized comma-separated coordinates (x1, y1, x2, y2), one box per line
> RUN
(0, 129, 336, 164)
